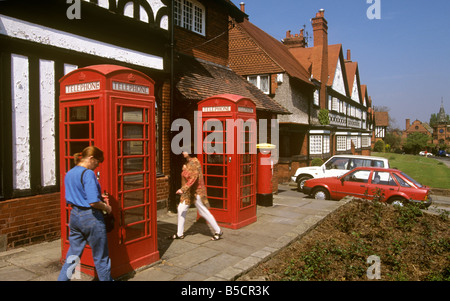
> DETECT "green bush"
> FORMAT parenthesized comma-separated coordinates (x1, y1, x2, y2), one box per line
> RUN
(373, 140, 385, 152)
(311, 158, 324, 166)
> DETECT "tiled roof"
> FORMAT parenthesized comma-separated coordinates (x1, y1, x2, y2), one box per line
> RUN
(175, 55, 290, 114)
(345, 61, 358, 98)
(374, 111, 389, 127)
(234, 19, 313, 86)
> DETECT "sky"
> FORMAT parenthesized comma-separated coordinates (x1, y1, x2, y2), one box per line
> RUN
(230, 0, 450, 130)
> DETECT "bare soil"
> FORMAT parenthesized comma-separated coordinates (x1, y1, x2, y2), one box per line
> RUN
(239, 198, 450, 281)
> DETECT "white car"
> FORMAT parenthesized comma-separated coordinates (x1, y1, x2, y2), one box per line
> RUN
(291, 155, 390, 191)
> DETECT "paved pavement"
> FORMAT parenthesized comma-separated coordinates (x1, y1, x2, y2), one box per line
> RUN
(0, 183, 448, 282)
(0, 184, 351, 281)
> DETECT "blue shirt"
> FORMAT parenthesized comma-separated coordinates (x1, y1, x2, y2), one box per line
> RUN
(65, 166, 102, 208)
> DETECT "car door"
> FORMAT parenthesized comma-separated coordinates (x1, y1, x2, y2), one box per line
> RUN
(334, 169, 372, 199)
(368, 170, 399, 201)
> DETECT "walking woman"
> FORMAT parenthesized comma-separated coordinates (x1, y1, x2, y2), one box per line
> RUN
(58, 146, 113, 281)
(171, 151, 223, 241)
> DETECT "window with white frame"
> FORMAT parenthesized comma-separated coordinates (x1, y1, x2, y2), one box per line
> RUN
(332, 97, 339, 112)
(247, 75, 270, 94)
(310, 135, 323, 154)
(362, 136, 371, 148)
(336, 136, 347, 151)
(314, 90, 319, 106)
(323, 135, 330, 154)
(174, 0, 205, 35)
(328, 95, 332, 110)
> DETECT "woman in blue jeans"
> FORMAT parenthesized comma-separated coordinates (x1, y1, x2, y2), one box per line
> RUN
(58, 146, 113, 281)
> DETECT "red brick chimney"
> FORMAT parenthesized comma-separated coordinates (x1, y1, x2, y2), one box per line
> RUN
(283, 29, 306, 48)
(312, 9, 328, 48)
(347, 49, 351, 61)
(240, 2, 245, 13)
(311, 9, 328, 108)
(406, 119, 410, 130)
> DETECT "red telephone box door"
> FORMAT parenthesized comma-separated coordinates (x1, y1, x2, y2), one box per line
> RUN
(198, 94, 257, 229)
(59, 65, 159, 279)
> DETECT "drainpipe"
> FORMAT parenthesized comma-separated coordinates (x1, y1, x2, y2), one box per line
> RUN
(169, 0, 177, 212)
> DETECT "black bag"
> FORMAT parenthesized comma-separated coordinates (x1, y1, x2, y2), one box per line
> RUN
(103, 211, 115, 233)
(80, 169, 115, 233)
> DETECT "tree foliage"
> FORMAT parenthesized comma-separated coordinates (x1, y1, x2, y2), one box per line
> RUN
(403, 132, 430, 154)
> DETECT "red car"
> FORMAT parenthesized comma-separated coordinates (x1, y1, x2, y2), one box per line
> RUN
(303, 167, 432, 208)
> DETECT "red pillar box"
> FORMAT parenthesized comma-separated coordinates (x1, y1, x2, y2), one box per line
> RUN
(197, 94, 257, 229)
(59, 65, 159, 278)
(256, 143, 276, 207)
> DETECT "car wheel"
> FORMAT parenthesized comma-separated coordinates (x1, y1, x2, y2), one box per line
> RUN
(388, 197, 406, 207)
(297, 175, 313, 192)
(313, 187, 329, 200)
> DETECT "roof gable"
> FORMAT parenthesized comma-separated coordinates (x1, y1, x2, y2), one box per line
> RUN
(233, 19, 313, 86)
(331, 54, 346, 95)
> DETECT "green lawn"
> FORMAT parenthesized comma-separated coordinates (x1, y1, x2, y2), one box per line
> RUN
(372, 152, 450, 189)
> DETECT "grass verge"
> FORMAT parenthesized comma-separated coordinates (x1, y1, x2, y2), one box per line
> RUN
(372, 152, 450, 190)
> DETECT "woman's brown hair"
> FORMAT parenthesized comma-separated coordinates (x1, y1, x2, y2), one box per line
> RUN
(73, 146, 104, 165)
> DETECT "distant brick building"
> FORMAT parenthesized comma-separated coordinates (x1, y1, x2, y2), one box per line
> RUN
(403, 119, 433, 140)
(432, 102, 450, 146)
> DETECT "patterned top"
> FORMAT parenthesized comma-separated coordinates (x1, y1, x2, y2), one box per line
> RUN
(180, 157, 209, 207)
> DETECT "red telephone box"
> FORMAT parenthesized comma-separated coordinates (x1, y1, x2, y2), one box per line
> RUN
(197, 94, 257, 229)
(59, 64, 159, 278)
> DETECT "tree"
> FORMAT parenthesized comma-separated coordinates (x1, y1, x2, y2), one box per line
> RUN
(402, 132, 430, 154)
(384, 132, 402, 152)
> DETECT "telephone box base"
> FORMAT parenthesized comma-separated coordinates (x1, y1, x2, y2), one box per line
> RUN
(217, 216, 257, 230)
(257, 193, 273, 207)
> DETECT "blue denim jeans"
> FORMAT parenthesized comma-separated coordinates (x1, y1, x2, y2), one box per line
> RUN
(58, 206, 113, 281)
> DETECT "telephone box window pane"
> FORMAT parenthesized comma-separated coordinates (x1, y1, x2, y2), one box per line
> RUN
(207, 187, 224, 198)
(124, 207, 145, 224)
(69, 106, 89, 121)
(123, 107, 143, 122)
(123, 190, 145, 208)
(209, 199, 224, 209)
(206, 165, 223, 175)
(206, 176, 223, 187)
(207, 154, 224, 164)
(125, 223, 145, 243)
(70, 141, 90, 154)
(69, 124, 90, 139)
(123, 125, 143, 138)
(241, 196, 251, 207)
(124, 141, 143, 155)
(124, 158, 144, 173)
(124, 174, 144, 191)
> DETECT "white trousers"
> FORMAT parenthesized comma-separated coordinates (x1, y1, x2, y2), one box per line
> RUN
(177, 195, 221, 237)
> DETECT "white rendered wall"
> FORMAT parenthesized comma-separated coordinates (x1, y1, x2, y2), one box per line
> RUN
(39, 59, 56, 187)
(11, 54, 30, 190)
(0, 14, 164, 70)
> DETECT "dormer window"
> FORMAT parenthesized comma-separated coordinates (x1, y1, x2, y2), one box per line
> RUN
(247, 75, 270, 94)
(174, 0, 205, 36)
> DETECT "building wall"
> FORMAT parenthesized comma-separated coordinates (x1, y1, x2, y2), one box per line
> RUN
(175, 0, 230, 66)
(0, 1, 171, 250)
(274, 74, 310, 125)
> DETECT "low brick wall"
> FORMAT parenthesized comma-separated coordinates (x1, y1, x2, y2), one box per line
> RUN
(0, 193, 61, 250)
